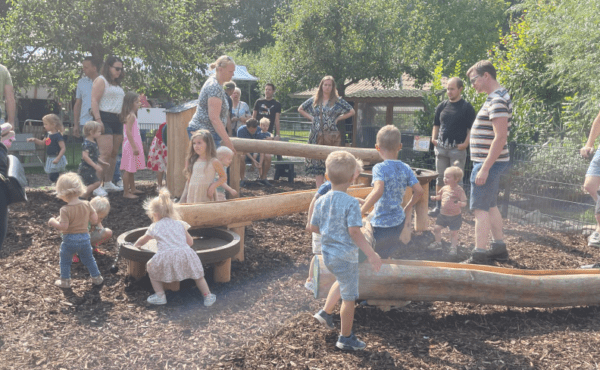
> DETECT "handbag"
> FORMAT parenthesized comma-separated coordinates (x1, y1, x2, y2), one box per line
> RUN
(315, 111, 342, 146)
(0, 154, 28, 205)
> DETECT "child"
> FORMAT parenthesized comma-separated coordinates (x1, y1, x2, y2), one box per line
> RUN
(214, 146, 238, 201)
(360, 125, 424, 259)
(147, 122, 168, 189)
(119, 92, 147, 199)
(310, 151, 382, 351)
(257, 118, 274, 177)
(428, 163, 467, 255)
(48, 172, 104, 288)
(180, 130, 226, 203)
(133, 188, 216, 306)
(304, 158, 364, 291)
(89, 196, 113, 251)
(78, 121, 109, 199)
(28, 114, 67, 183)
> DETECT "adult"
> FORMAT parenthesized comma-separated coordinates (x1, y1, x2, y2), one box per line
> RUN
(429, 77, 476, 216)
(73, 57, 99, 138)
(253, 83, 281, 137)
(230, 87, 251, 136)
(187, 55, 236, 154)
(0, 63, 16, 249)
(466, 60, 512, 264)
(237, 118, 272, 187)
(91, 55, 125, 193)
(223, 81, 235, 136)
(580, 109, 600, 247)
(298, 76, 355, 188)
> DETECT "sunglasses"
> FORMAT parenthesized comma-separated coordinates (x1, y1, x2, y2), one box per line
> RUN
(470, 75, 481, 84)
(112, 66, 123, 72)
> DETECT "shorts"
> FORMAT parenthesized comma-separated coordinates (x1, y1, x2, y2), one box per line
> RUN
(323, 253, 359, 301)
(436, 213, 462, 231)
(434, 146, 467, 184)
(470, 161, 511, 211)
(99, 111, 123, 135)
(312, 232, 322, 254)
(79, 165, 100, 186)
(373, 221, 405, 259)
(245, 154, 260, 164)
(186, 126, 222, 148)
(586, 149, 600, 177)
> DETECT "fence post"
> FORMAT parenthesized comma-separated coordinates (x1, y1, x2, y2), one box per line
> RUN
(501, 141, 516, 219)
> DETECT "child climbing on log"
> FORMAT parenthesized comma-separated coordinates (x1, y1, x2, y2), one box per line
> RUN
(428, 162, 467, 255)
(310, 151, 381, 351)
(133, 188, 216, 306)
(304, 158, 364, 291)
(180, 130, 227, 203)
(48, 172, 104, 288)
(214, 146, 238, 201)
(360, 125, 424, 259)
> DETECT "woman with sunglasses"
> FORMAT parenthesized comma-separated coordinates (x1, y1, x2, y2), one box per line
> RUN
(91, 56, 125, 193)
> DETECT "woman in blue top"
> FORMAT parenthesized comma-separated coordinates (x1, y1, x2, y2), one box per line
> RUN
(187, 55, 236, 154)
(298, 76, 355, 188)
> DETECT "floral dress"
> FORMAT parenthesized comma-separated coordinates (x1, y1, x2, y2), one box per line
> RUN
(300, 97, 353, 176)
(147, 122, 167, 173)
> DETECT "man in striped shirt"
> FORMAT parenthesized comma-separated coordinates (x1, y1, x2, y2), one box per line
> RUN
(466, 61, 512, 264)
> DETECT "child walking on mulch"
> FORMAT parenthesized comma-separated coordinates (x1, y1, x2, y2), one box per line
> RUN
(119, 92, 147, 199)
(133, 188, 216, 306)
(27, 114, 67, 183)
(48, 172, 104, 288)
(147, 122, 168, 189)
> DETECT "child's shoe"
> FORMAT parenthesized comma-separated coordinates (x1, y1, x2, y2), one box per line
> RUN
(448, 245, 458, 256)
(304, 279, 315, 292)
(55, 278, 71, 288)
(203, 293, 217, 307)
(427, 241, 443, 251)
(147, 293, 167, 305)
(91, 275, 104, 285)
(72, 255, 80, 263)
(314, 309, 335, 330)
(336, 333, 366, 351)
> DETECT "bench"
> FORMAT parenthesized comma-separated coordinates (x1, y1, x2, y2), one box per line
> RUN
(8, 133, 44, 167)
(272, 159, 304, 183)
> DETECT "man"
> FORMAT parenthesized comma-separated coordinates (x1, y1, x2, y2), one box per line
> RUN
(429, 77, 476, 216)
(237, 118, 273, 187)
(73, 57, 99, 137)
(224, 81, 235, 136)
(580, 109, 600, 247)
(253, 83, 281, 137)
(466, 60, 512, 264)
(0, 63, 16, 129)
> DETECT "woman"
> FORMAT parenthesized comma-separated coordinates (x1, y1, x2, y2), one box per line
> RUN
(298, 76, 355, 188)
(230, 87, 250, 137)
(0, 140, 8, 250)
(91, 56, 125, 192)
(187, 55, 236, 154)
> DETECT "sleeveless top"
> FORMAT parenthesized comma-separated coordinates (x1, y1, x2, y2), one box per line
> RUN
(98, 75, 125, 114)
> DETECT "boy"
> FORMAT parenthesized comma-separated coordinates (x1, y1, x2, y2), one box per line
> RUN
(360, 125, 424, 259)
(78, 121, 109, 198)
(256, 118, 274, 179)
(237, 118, 272, 187)
(310, 151, 382, 351)
(214, 146, 238, 201)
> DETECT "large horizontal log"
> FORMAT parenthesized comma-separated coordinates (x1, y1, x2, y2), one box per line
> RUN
(176, 186, 373, 228)
(314, 257, 600, 308)
(231, 138, 382, 163)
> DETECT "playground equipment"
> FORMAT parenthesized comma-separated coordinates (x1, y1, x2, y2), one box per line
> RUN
(313, 257, 600, 311)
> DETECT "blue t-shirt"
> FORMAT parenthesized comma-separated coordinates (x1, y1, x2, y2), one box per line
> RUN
(311, 191, 363, 263)
(316, 181, 332, 197)
(76, 76, 94, 126)
(237, 125, 262, 139)
(46, 132, 64, 156)
(257, 131, 272, 140)
(371, 160, 419, 228)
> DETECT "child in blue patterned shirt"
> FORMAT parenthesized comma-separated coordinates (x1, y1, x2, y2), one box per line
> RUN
(310, 151, 381, 351)
(360, 125, 424, 259)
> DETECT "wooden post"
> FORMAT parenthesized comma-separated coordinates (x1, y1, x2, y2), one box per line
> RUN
(415, 184, 429, 232)
(166, 102, 196, 198)
(213, 258, 231, 283)
(126, 259, 146, 280)
(228, 221, 252, 262)
(400, 187, 413, 243)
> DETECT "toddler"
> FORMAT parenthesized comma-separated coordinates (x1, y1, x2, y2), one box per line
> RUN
(428, 163, 467, 255)
(89, 196, 113, 250)
(48, 172, 104, 288)
(28, 114, 67, 183)
(120, 92, 147, 199)
(214, 146, 238, 201)
(133, 188, 216, 306)
(78, 121, 109, 198)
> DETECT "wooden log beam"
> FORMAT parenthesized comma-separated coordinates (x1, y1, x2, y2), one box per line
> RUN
(314, 257, 600, 308)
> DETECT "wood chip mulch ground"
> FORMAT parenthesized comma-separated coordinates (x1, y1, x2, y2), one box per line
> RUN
(2, 177, 600, 369)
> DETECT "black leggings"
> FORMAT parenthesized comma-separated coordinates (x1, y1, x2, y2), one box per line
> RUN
(0, 182, 8, 250)
(49, 172, 60, 183)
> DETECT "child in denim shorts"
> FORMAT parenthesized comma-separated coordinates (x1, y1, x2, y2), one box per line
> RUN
(310, 151, 381, 351)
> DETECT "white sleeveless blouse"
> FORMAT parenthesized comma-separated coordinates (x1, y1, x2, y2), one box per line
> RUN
(98, 75, 124, 114)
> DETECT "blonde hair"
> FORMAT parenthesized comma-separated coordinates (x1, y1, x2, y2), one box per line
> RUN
(216, 146, 233, 160)
(376, 125, 401, 151)
(184, 130, 218, 180)
(43, 114, 64, 133)
(55, 172, 85, 199)
(209, 55, 235, 71)
(355, 158, 364, 173)
(325, 151, 357, 185)
(259, 117, 270, 129)
(90, 196, 110, 218)
(445, 161, 464, 182)
(144, 188, 180, 222)
(233, 87, 242, 96)
(313, 76, 339, 107)
(83, 120, 102, 136)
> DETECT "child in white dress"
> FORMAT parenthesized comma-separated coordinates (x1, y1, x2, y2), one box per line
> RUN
(133, 188, 216, 306)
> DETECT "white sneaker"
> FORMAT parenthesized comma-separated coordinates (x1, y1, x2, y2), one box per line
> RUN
(93, 187, 108, 197)
(203, 293, 216, 307)
(115, 180, 123, 188)
(103, 181, 123, 192)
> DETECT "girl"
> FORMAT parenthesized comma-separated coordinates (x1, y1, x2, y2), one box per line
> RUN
(27, 114, 67, 183)
(133, 188, 216, 306)
(79, 121, 109, 199)
(147, 122, 167, 188)
(48, 172, 104, 288)
(179, 130, 226, 203)
(119, 92, 146, 199)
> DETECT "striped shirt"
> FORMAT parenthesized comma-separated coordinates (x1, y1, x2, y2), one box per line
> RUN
(470, 88, 512, 162)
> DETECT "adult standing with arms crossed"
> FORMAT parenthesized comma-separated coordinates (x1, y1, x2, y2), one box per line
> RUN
(253, 83, 281, 137)
(580, 109, 600, 247)
(187, 55, 236, 154)
(429, 77, 476, 216)
(73, 57, 99, 138)
(91, 56, 125, 193)
(0, 63, 16, 249)
(298, 76, 355, 188)
(465, 60, 512, 264)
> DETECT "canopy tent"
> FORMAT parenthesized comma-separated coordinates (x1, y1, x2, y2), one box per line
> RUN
(204, 65, 259, 108)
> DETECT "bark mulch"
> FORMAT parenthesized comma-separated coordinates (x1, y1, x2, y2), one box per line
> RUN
(2, 178, 600, 369)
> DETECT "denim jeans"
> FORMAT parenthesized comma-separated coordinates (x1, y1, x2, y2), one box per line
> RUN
(59, 233, 101, 279)
(373, 221, 405, 259)
(470, 161, 511, 211)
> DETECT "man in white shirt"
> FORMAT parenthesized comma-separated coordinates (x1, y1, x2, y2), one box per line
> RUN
(72, 57, 99, 137)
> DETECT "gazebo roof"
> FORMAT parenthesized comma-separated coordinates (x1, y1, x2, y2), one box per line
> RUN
(204, 65, 259, 82)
